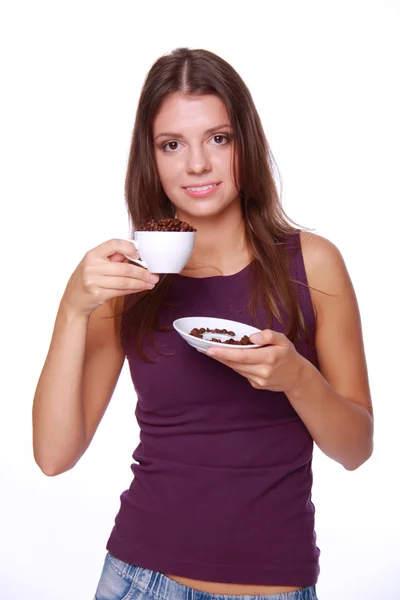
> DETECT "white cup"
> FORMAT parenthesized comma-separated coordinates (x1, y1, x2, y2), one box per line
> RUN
(124, 230, 196, 273)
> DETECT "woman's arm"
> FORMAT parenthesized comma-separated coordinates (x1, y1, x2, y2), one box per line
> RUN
(32, 297, 125, 476)
(32, 239, 158, 476)
(284, 231, 374, 470)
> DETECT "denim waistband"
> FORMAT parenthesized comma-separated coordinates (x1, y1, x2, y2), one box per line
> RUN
(105, 552, 318, 600)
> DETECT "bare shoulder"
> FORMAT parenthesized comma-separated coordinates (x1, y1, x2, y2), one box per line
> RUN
(298, 230, 360, 320)
(299, 231, 348, 290)
(299, 231, 373, 418)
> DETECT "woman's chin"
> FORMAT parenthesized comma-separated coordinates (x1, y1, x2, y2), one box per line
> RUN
(175, 202, 232, 222)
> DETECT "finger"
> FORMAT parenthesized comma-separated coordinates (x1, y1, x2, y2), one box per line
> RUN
(205, 347, 260, 363)
(97, 261, 159, 284)
(249, 329, 287, 346)
(90, 238, 139, 261)
(94, 275, 156, 292)
(109, 252, 131, 263)
(202, 354, 260, 377)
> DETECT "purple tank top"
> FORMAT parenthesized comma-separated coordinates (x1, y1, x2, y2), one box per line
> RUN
(107, 231, 320, 586)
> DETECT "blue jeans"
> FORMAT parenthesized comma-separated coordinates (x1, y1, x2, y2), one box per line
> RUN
(94, 552, 319, 600)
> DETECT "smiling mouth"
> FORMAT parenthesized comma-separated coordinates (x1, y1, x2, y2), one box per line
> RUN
(184, 183, 219, 192)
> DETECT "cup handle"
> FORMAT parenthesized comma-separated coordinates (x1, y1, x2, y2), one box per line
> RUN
(123, 240, 148, 269)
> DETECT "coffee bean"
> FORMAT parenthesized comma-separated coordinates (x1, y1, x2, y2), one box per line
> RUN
(189, 326, 255, 346)
(137, 218, 196, 232)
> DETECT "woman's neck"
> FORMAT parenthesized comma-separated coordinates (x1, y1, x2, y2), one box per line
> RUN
(177, 207, 252, 277)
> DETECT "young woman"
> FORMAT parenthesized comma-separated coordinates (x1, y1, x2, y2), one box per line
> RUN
(32, 48, 373, 600)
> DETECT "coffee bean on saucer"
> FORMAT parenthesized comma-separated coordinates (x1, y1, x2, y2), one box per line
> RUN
(189, 326, 255, 345)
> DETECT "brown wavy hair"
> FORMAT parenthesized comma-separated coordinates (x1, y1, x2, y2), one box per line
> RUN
(119, 47, 312, 361)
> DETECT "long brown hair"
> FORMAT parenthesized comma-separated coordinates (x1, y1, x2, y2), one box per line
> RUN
(120, 47, 313, 361)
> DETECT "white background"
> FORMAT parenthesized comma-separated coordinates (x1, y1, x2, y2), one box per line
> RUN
(1, 1, 399, 598)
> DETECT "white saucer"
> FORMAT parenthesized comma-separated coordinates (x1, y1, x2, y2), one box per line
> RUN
(173, 317, 262, 352)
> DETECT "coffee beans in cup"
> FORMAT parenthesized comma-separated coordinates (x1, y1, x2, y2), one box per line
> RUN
(127, 218, 196, 273)
(137, 218, 196, 232)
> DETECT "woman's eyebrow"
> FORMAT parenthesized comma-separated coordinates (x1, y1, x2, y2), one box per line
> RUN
(154, 124, 232, 141)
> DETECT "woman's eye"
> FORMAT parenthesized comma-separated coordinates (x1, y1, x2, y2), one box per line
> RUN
(211, 135, 229, 145)
(161, 135, 230, 152)
(163, 141, 181, 152)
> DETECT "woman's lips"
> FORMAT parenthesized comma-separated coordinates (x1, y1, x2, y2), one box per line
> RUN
(183, 182, 221, 198)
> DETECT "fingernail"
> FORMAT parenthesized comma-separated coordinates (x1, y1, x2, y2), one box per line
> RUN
(149, 274, 159, 283)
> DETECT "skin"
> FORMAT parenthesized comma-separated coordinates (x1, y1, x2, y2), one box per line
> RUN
(149, 92, 374, 596)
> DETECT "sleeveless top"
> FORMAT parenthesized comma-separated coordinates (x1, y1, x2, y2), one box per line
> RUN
(106, 231, 321, 586)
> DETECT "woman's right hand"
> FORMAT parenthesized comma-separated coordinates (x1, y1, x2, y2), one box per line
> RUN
(61, 239, 160, 317)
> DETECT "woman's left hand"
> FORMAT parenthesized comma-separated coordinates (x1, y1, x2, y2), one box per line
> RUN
(202, 329, 306, 393)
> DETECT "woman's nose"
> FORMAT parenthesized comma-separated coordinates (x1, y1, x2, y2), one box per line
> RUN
(186, 146, 211, 174)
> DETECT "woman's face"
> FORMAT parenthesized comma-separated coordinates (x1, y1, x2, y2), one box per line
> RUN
(153, 92, 240, 222)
